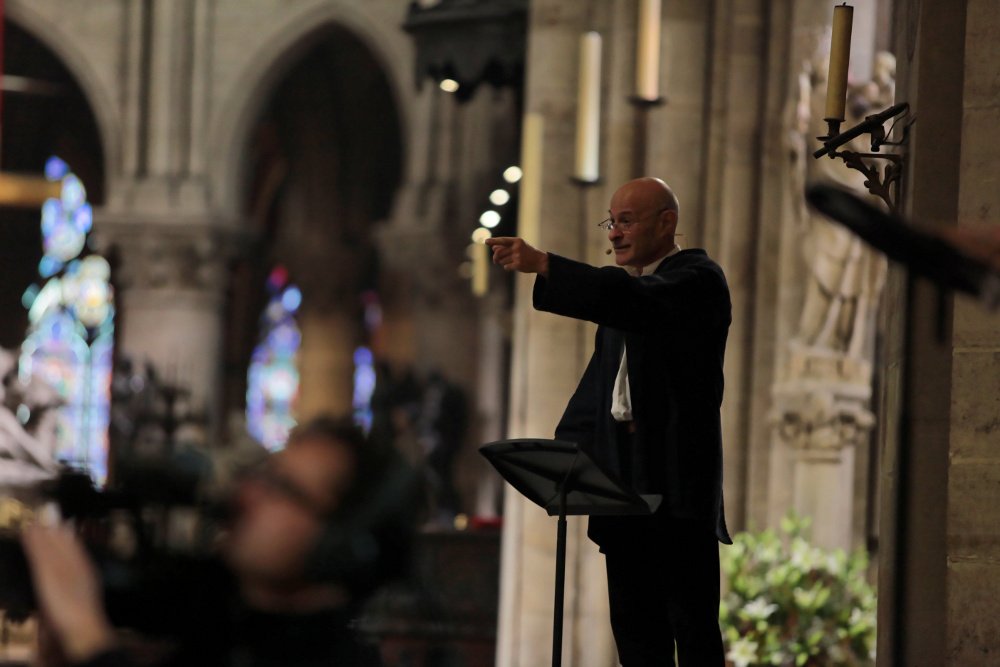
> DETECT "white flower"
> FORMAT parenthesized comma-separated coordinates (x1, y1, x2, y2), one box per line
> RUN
(726, 637, 759, 667)
(743, 597, 779, 621)
(790, 539, 814, 570)
(824, 552, 844, 575)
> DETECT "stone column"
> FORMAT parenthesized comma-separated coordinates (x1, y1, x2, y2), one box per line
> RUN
(945, 0, 1000, 661)
(771, 348, 873, 550)
(494, 1, 620, 663)
(496, 112, 616, 667)
(92, 216, 235, 437)
(877, 0, 1000, 664)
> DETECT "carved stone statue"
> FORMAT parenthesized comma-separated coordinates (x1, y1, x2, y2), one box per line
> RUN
(769, 45, 897, 551)
(0, 348, 62, 485)
(793, 50, 894, 360)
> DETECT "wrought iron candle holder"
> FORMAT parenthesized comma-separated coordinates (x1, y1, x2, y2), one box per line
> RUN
(813, 101, 914, 214)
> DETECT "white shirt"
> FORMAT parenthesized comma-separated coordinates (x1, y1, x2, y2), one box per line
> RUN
(611, 245, 681, 422)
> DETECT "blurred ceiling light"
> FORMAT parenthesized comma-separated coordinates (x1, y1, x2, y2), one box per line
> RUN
(503, 166, 522, 183)
(471, 227, 492, 244)
(489, 189, 510, 206)
(479, 210, 501, 228)
(439, 78, 460, 93)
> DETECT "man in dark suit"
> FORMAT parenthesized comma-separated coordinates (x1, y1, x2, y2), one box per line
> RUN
(486, 177, 731, 666)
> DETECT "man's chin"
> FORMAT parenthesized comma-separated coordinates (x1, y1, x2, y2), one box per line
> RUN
(612, 248, 632, 265)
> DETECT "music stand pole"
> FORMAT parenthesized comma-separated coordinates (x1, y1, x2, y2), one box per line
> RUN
(479, 439, 662, 667)
(552, 483, 568, 667)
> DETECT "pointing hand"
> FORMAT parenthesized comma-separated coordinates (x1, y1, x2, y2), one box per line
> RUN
(485, 237, 549, 277)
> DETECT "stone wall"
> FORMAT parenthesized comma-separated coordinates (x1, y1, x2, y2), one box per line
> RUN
(878, 0, 1000, 663)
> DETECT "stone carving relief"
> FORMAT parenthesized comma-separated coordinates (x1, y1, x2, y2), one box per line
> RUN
(773, 46, 896, 455)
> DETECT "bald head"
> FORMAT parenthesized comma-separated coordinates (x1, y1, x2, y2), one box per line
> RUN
(612, 177, 679, 219)
(606, 177, 681, 268)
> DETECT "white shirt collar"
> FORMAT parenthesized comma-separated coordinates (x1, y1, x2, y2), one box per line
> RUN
(625, 244, 681, 277)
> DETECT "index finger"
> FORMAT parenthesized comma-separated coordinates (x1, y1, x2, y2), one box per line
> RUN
(485, 237, 518, 247)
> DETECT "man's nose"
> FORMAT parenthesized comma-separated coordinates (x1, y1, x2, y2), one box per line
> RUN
(608, 225, 622, 241)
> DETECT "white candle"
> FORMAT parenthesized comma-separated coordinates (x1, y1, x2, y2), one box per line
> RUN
(825, 4, 854, 122)
(472, 242, 489, 297)
(575, 32, 602, 183)
(635, 0, 662, 101)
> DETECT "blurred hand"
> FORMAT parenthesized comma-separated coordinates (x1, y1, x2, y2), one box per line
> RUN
(937, 224, 1000, 272)
(485, 237, 549, 276)
(22, 526, 116, 662)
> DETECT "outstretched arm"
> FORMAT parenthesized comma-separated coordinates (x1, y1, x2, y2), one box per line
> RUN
(937, 224, 1000, 273)
(533, 253, 727, 335)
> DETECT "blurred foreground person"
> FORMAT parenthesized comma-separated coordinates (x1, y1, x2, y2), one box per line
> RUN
(22, 416, 420, 667)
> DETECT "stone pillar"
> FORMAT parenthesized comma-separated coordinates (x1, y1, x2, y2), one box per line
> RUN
(92, 217, 234, 435)
(771, 346, 873, 551)
(945, 0, 1000, 660)
(697, 0, 768, 533)
(878, 0, 1000, 664)
(496, 112, 616, 667)
(494, 1, 619, 663)
(296, 308, 358, 420)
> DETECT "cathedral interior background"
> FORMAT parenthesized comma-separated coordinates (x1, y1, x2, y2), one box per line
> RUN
(0, 0, 997, 665)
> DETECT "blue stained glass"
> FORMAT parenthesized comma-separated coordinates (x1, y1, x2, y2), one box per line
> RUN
(353, 346, 373, 366)
(352, 346, 376, 434)
(281, 286, 302, 313)
(20, 310, 103, 480)
(39, 256, 62, 278)
(61, 174, 86, 210)
(41, 199, 61, 235)
(74, 203, 93, 234)
(22, 284, 40, 310)
(20, 157, 114, 486)
(246, 267, 301, 451)
(46, 223, 86, 263)
(44, 156, 69, 181)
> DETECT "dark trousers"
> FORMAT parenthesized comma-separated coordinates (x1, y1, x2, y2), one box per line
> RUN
(602, 518, 724, 667)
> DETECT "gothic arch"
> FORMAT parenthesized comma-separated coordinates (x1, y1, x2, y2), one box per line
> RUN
(5, 0, 120, 184)
(208, 1, 411, 217)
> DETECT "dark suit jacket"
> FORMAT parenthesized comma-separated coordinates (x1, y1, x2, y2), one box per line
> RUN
(533, 249, 732, 545)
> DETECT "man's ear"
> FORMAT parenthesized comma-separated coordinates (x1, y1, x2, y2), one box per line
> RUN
(659, 208, 678, 234)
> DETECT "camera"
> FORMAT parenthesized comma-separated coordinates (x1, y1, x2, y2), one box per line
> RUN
(0, 465, 231, 637)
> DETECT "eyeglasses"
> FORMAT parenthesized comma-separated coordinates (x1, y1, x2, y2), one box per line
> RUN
(597, 206, 671, 232)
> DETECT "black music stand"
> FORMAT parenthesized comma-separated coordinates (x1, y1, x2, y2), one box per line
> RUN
(480, 439, 662, 667)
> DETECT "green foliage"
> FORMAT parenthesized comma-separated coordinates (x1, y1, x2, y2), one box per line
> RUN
(719, 513, 876, 667)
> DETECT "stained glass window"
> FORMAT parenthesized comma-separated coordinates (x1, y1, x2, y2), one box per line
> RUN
(19, 157, 114, 484)
(352, 346, 375, 433)
(352, 289, 383, 434)
(246, 266, 301, 451)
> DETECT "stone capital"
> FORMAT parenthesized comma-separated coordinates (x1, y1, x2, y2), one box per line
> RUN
(90, 212, 246, 294)
(771, 344, 876, 458)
